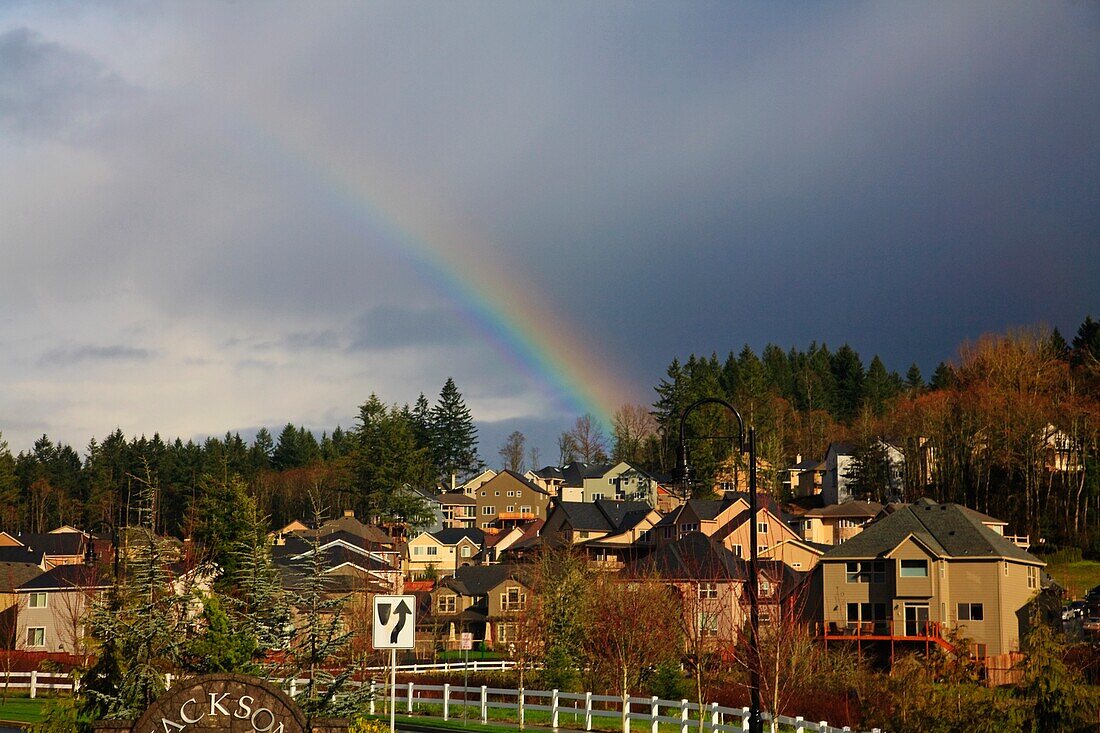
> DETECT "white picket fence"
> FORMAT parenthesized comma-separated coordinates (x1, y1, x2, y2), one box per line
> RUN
(363, 680, 878, 733)
(0, 667, 877, 733)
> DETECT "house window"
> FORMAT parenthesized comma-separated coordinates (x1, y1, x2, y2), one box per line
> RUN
(592, 493, 605, 501)
(501, 586, 526, 612)
(757, 522, 769, 534)
(26, 628, 44, 647)
(426, 546, 438, 556)
(698, 613, 719, 636)
(437, 595, 457, 613)
(495, 491, 500, 496)
(1027, 566, 1037, 589)
(28, 592, 47, 609)
(698, 582, 718, 600)
(506, 505, 515, 513)
(577, 531, 589, 539)
(958, 603, 984, 621)
(758, 544, 768, 554)
(412, 546, 422, 556)
(845, 561, 885, 584)
(520, 505, 531, 514)
(483, 506, 495, 516)
(480, 491, 486, 497)
(838, 519, 857, 529)
(461, 546, 472, 558)
(507, 491, 515, 497)
(758, 580, 773, 597)
(792, 562, 802, 569)
(847, 603, 887, 623)
(900, 560, 929, 578)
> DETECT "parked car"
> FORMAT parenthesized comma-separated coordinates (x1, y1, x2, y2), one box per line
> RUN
(1063, 600, 1087, 620)
(1085, 584, 1100, 603)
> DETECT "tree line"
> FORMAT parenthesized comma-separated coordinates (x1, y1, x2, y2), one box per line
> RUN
(2, 317, 1098, 550)
(0, 377, 483, 536)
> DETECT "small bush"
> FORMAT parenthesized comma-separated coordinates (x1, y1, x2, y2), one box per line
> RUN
(349, 717, 390, 733)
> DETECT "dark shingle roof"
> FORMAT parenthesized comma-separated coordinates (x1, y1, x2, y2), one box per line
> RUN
(15, 532, 86, 557)
(430, 528, 485, 546)
(18, 564, 108, 591)
(803, 501, 883, 519)
(552, 500, 651, 532)
(626, 533, 746, 580)
(439, 564, 531, 596)
(0, 546, 44, 565)
(0, 562, 47, 592)
(822, 501, 1041, 564)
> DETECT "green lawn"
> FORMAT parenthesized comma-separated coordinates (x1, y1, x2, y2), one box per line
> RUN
(0, 695, 49, 724)
(1045, 559, 1100, 599)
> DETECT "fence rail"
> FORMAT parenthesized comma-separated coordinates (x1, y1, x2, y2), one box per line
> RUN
(0, 668, 878, 733)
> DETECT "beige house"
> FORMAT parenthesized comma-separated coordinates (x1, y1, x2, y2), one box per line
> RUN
(796, 501, 882, 546)
(812, 499, 1045, 657)
(540, 500, 661, 569)
(436, 492, 477, 529)
(406, 529, 483, 578)
(0, 530, 89, 570)
(473, 470, 551, 529)
(422, 565, 533, 651)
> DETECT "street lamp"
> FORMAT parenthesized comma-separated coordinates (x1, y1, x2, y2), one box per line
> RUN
(671, 397, 762, 733)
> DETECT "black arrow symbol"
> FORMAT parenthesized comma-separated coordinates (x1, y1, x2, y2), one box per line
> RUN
(390, 598, 412, 644)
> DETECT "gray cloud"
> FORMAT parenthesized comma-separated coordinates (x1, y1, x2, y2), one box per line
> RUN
(0, 27, 134, 139)
(348, 307, 465, 350)
(38, 343, 153, 367)
(0, 1, 1096, 456)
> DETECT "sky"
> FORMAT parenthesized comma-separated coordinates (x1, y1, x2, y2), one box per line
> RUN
(1, 2, 1098, 460)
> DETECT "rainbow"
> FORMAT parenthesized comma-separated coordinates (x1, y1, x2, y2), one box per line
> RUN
(237, 110, 632, 426)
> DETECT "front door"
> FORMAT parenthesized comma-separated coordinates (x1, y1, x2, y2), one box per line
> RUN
(904, 603, 929, 636)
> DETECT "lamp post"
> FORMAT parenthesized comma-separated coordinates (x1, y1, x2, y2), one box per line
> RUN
(671, 397, 762, 733)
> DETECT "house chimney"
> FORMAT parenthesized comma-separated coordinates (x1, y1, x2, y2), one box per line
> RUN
(451, 472, 457, 491)
(343, 509, 355, 518)
(796, 453, 802, 464)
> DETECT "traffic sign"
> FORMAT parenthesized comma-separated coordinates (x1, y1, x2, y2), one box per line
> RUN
(460, 632, 473, 651)
(373, 595, 416, 649)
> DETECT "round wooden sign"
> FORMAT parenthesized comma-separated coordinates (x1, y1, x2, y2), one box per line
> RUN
(130, 674, 309, 733)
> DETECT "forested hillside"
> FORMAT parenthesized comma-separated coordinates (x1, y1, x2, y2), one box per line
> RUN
(1, 318, 1097, 552)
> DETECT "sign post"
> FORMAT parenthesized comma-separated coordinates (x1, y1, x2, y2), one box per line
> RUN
(373, 595, 417, 733)
(460, 632, 473, 725)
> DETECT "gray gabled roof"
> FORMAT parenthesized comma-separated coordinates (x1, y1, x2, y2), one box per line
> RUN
(438, 564, 532, 596)
(803, 501, 883, 519)
(822, 501, 1042, 564)
(551, 499, 652, 532)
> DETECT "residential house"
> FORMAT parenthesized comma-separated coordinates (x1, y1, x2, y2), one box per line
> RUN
(0, 530, 89, 569)
(422, 565, 533, 652)
(821, 441, 905, 505)
(491, 520, 545, 564)
(16, 564, 109, 654)
(531, 466, 567, 497)
(810, 498, 1045, 657)
(472, 470, 551, 529)
(785, 458, 825, 498)
(406, 528, 484, 578)
(0, 554, 47, 648)
(796, 501, 883, 546)
(437, 492, 477, 529)
(458, 469, 498, 497)
(540, 500, 660, 569)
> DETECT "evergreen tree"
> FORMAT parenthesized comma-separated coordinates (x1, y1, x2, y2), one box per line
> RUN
(830, 344, 865, 422)
(863, 355, 897, 416)
(411, 393, 433, 452)
(272, 423, 303, 471)
(904, 363, 924, 393)
(844, 440, 894, 503)
(230, 503, 292, 654)
(250, 427, 274, 472)
(929, 361, 955, 390)
(761, 343, 794, 402)
(193, 474, 256, 582)
(1071, 314, 1100, 366)
(1046, 328, 1070, 361)
(0, 433, 20, 530)
(349, 395, 434, 523)
(1018, 621, 1096, 732)
(430, 378, 482, 482)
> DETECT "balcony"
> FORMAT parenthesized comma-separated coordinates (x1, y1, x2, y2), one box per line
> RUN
(1004, 534, 1031, 549)
(814, 619, 953, 652)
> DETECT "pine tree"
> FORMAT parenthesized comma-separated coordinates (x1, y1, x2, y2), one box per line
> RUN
(904, 363, 924, 393)
(863, 355, 898, 416)
(1071, 314, 1100, 366)
(250, 427, 274, 472)
(350, 395, 434, 523)
(230, 504, 292, 654)
(929, 361, 955, 390)
(830, 344, 865, 422)
(430, 378, 482, 482)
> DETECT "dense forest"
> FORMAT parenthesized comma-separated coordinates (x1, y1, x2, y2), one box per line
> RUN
(1, 317, 1098, 552)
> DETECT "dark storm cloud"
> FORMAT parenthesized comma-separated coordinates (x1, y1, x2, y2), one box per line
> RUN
(0, 27, 132, 138)
(0, 1, 1096, 454)
(348, 307, 466, 350)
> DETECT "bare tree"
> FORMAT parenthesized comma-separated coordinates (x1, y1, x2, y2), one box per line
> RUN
(566, 414, 609, 463)
(612, 404, 657, 464)
(498, 431, 527, 473)
(582, 574, 682, 729)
